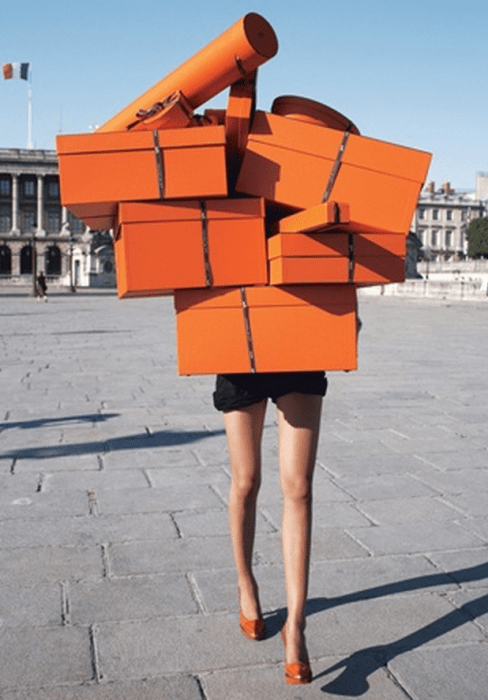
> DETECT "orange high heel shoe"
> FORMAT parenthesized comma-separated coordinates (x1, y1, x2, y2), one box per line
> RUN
(281, 624, 312, 685)
(238, 587, 265, 640)
(239, 611, 266, 640)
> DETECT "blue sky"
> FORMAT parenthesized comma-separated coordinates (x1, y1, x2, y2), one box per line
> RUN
(1, 0, 487, 191)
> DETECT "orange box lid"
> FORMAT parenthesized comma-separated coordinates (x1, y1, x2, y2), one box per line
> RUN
(268, 232, 348, 259)
(56, 125, 226, 156)
(343, 132, 432, 183)
(174, 284, 356, 312)
(117, 197, 264, 227)
(246, 111, 431, 184)
(248, 111, 345, 159)
(276, 201, 350, 233)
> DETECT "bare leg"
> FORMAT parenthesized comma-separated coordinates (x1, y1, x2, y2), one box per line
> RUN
(224, 399, 267, 620)
(277, 392, 323, 664)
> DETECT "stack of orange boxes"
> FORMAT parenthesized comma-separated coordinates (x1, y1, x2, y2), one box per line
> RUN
(56, 13, 432, 376)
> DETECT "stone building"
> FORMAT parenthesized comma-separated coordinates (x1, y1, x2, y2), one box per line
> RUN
(0, 147, 115, 288)
(411, 174, 488, 260)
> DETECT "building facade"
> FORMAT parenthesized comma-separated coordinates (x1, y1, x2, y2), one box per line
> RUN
(0, 147, 115, 288)
(411, 174, 488, 260)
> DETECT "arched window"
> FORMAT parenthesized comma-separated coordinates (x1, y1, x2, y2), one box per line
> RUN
(20, 245, 33, 274)
(45, 245, 61, 276)
(0, 245, 12, 275)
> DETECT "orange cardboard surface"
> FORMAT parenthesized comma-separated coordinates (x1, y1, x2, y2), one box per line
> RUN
(56, 126, 228, 229)
(236, 111, 431, 234)
(174, 284, 357, 374)
(115, 198, 267, 298)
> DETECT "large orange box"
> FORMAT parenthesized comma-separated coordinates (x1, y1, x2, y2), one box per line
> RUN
(56, 126, 228, 230)
(236, 111, 431, 234)
(174, 284, 357, 375)
(268, 231, 406, 286)
(114, 198, 267, 298)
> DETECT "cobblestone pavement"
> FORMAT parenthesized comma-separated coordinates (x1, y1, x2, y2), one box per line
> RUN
(1, 289, 487, 699)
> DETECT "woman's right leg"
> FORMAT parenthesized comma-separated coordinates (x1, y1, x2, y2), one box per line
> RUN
(224, 399, 267, 620)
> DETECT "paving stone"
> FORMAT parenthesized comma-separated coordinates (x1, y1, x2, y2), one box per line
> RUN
(347, 521, 484, 556)
(1, 676, 205, 700)
(414, 448, 488, 470)
(414, 467, 488, 494)
(0, 583, 62, 628)
(0, 489, 90, 519)
(0, 513, 177, 549)
(254, 530, 369, 565)
(109, 537, 235, 577)
(317, 451, 425, 478)
(42, 469, 150, 492)
(441, 490, 488, 517)
(202, 658, 412, 699)
(146, 465, 230, 490)
(303, 591, 485, 660)
(356, 496, 463, 524)
(96, 614, 283, 680)
(102, 448, 200, 469)
(389, 644, 488, 700)
(174, 507, 275, 538)
(0, 546, 103, 586)
(95, 483, 223, 515)
(69, 574, 199, 624)
(0, 626, 93, 690)
(334, 474, 437, 501)
(309, 554, 458, 601)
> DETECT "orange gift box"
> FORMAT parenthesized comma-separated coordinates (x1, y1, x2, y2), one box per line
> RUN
(174, 284, 357, 375)
(56, 126, 228, 230)
(268, 231, 406, 286)
(114, 198, 267, 299)
(236, 111, 431, 234)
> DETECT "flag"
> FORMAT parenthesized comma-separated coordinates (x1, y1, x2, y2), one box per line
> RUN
(2, 63, 29, 80)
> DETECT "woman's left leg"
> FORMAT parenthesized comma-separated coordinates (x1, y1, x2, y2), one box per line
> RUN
(277, 392, 323, 665)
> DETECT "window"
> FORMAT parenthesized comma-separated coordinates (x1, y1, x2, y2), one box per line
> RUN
(418, 208, 425, 219)
(431, 230, 438, 246)
(445, 230, 452, 248)
(70, 215, 85, 234)
(20, 245, 33, 274)
(45, 245, 61, 275)
(0, 205, 11, 232)
(461, 210, 468, 221)
(21, 211, 36, 233)
(46, 210, 61, 233)
(432, 209, 439, 220)
(0, 245, 11, 274)
(24, 180, 35, 197)
(417, 228, 426, 244)
(0, 178, 11, 197)
(446, 210, 452, 221)
(47, 181, 60, 198)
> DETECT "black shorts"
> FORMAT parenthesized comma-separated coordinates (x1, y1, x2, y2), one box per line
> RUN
(213, 371, 328, 412)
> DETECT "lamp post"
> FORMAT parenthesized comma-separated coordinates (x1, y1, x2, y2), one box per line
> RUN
(31, 227, 37, 297)
(424, 246, 431, 279)
(66, 222, 76, 293)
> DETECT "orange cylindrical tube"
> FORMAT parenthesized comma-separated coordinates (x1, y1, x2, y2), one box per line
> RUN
(97, 13, 278, 133)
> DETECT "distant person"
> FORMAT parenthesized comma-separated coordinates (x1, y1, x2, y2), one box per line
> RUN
(36, 272, 48, 301)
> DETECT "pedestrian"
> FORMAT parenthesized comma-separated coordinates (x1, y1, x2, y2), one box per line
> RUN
(213, 370, 328, 684)
(36, 272, 48, 301)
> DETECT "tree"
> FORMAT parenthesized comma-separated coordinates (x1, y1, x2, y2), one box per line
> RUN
(466, 218, 488, 258)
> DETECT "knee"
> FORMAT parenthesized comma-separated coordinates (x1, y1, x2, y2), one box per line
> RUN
(231, 473, 261, 501)
(281, 476, 313, 505)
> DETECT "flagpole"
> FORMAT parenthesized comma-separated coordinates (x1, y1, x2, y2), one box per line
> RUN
(27, 70, 33, 149)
